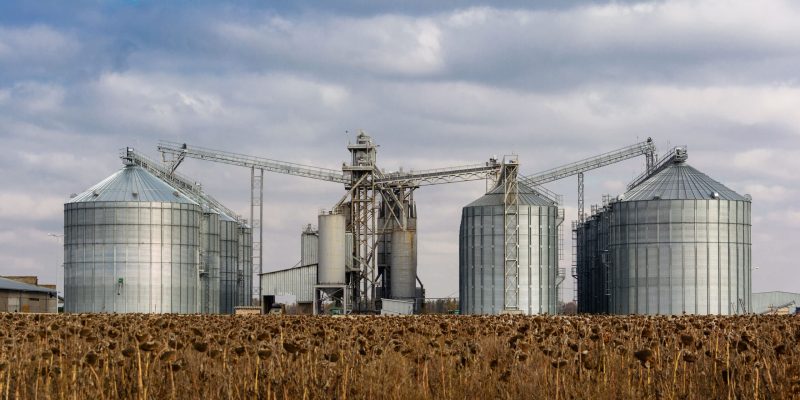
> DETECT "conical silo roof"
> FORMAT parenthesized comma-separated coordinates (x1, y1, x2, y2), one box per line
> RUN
(68, 164, 198, 204)
(622, 160, 746, 201)
(466, 182, 557, 207)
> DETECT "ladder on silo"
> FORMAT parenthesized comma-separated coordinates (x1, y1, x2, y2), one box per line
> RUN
(501, 157, 520, 312)
(571, 221, 578, 303)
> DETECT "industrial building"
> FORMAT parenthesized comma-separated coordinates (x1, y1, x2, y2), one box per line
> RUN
(259, 225, 319, 313)
(59, 134, 758, 316)
(752, 291, 800, 315)
(155, 133, 505, 314)
(63, 151, 253, 314)
(576, 148, 752, 315)
(0, 276, 58, 313)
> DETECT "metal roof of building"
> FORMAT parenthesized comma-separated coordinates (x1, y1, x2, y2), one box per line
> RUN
(68, 165, 198, 204)
(0, 277, 57, 294)
(622, 161, 747, 201)
(752, 291, 800, 314)
(466, 182, 557, 208)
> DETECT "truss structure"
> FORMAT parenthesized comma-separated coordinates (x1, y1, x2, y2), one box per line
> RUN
(158, 132, 510, 312)
(520, 138, 657, 226)
(501, 156, 520, 311)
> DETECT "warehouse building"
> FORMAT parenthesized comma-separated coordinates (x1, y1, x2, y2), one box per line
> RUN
(0, 276, 58, 313)
(752, 291, 800, 315)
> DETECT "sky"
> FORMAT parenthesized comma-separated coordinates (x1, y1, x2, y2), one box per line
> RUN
(1, 0, 798, 300)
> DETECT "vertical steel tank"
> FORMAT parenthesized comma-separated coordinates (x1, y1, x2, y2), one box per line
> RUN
(608, 152, 752, 315)
(576, 206, 611, 314)
(63, 162, 201, 313)
(218, 213, 240, 313)
(459, 183, 562, 315)
(301, 224, 319, 266)
(318, 212, 346, 285)
(199, 210, 220, 314)
(238, 223, 253, 307)
(389, 204, 417, 299)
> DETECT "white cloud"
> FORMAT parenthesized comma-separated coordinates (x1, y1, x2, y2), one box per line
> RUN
(0, 193, 66, 221)
(741, 183, 794, 203)
(0, 25, 80, 62)
(214, 14, 444, 76)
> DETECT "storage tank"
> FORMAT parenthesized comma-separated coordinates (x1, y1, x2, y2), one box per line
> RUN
(377, 199, 418, 299)
(459, 183, 562, 315)
(576, 206, 611, 314)
(238, 223, 253, 307)
(390, 222, 417, 299)
(608, 151, 752, 315)
(218, 213, 240, 314)
(301, 224, 319, 266)
(199, 211, 220, 314)
(318, 212, 346, 285)
(63, 162, 201, 313)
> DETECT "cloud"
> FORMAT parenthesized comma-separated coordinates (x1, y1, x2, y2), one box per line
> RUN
(0, 193, 66, 221)
(0, 25, 79, 62)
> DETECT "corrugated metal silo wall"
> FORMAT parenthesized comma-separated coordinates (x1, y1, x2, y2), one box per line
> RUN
(609, 199, 751, 315)
(390, 219, 417, 299)
(577, 209, 610, 314)
(301, 230, 318, 267)
(377, 213, 391, 294)
(64, 202, 201, 313)
(199, 212, 220, 314)
(577, 210, 613, 314)
(575, 222, 589, 313)
(459, 205, 559, 315)
(238, 225, 253, 306)
(219, 219, 240, 314)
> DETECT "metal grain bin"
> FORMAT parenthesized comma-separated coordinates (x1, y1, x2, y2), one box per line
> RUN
(64, 163, 201, 313)
(576, 206, 612, 314)
(318, 212, 346, 285)
(301, 224, 319, 267)
(378, 199, 418, 300)
(199, 211, 220, 314)
(219, 213, 240, 314)
(238, 224, 253, 307)
(609, 156, 751, 315)
(390, 222, 417, 299)
(459, 183, 562, 315)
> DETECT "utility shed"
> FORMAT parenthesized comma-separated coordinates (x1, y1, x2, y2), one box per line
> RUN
(0, 276, 58, 313)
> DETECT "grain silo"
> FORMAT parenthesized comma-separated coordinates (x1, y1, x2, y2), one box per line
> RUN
(600, 148, 752, 315)
(63, 160, 201, 313)
(218, 213, 240, 314)
(238, 223, 253, 307)
(300, 224, 319, 267)
(459, 183, 562, 315)
(199, 210, 221, 314)
(318, 212, 346, 285)
(575, 201, 614, 314)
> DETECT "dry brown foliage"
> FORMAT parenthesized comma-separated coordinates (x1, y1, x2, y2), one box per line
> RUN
(0, 313, 798, 399)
